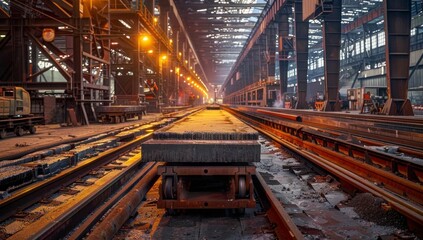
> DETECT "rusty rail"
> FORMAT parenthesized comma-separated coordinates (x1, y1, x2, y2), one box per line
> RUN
(0, 133, 153, 223)
(256, 109, 302, 122)
(224, 106, 423, 227)
(253, 172, 304, 239)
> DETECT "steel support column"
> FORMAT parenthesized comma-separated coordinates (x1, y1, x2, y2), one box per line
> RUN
(159, 0, 169, 38)
(73, 0, 89, 125)
(9, 2, 26, 84)
(253, 46, 260, 85)
(294, 0, 309, 109)
(278, 10, 290, 100)
(259, 36, 267, 82)
(267, 24, 277, 81)
(381, 0, 414, 115)
(322, 0, 341, 111)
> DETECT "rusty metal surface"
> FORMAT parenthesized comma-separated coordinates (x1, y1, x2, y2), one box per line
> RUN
(142, 139, 260, 163)
(156, 109, 258, 135)
(142, 108, 260, 163)
(157, 165, 256, 210)
(302, 0, 320, 20)
(0, 133, 153, 223)
(84, 163, 160, 240)
(382, 0, 413, 116)
(294, 0, 309, 110)
(257, 109, 302, 122)
(254, 171, 304, 239)
(9, 157, 158, 240)
(322, 0, 342, 111)
(225, 106, 423, 227)
(96, 105, 146, 114)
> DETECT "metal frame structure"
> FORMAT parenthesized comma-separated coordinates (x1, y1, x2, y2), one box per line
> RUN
(0, 0, 210, 124)
(221, 0, 419, 116)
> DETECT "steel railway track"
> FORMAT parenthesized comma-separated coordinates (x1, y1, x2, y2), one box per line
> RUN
(0, 108, 305, 239)
(224, 106, 423, 230)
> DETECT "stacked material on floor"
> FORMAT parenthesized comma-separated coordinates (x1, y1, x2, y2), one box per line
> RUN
(142, 109, 260, 163)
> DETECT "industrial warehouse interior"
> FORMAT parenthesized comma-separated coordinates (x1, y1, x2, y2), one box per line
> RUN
(0, 0, 422, 239)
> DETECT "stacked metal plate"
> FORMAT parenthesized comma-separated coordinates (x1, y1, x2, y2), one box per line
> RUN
(142, 109, 260, 163)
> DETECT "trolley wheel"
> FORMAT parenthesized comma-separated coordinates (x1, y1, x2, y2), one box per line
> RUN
(0, 129, 6, 139)
(163, 177, 175, 199)
(29, 126, 36, 134)
(238, 176, 246, 198)
(14, 127, 24, 136)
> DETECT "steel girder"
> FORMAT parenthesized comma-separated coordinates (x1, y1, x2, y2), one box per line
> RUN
(267, 24, 277, 81)
(223, 0, 290, 91)
(294, 0, 309, 109)
(0, 0, 112, 124)
(278, 10, 290, 97)
(381, 0, 414, 116)
(322, 0, 342, 111)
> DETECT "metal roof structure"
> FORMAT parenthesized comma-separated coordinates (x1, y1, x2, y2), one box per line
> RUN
(173, 0, 268, 85)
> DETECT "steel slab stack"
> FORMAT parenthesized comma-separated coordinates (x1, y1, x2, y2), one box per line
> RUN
(142, 107, 260, 210)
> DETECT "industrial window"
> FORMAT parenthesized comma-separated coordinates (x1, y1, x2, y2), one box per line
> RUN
(355, 42, 361, 54)
(365, 37, 370, 50)
(257, 89, 263, 100)
(411, 28, 416, 36)
(371, 35, 377, 49)
(318, 58, 323, 68)
(377, 32, 385, 47)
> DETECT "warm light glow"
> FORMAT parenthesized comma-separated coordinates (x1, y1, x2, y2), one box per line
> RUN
(139, 35, 152, 47)
(178, 52, 182, 56)
(175, 67, 180, 73)
(154, 17, 158, 23)
(147, 49, 154, 54)
(169, 39, 173, 44)
(161, 55, 167, 61)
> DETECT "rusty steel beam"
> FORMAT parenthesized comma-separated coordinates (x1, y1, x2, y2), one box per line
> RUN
(72, 0, 89, 125)
(0, 6, 9, 18)
(322, 0, 341, 111)
(168, 0, 210, 85)
(28, 33, 72, 82)
(278, 10, 290, 97)
(342, 5, 383, 33)
(184, 13, 262, 18)
(294, 0, 309, 109)
(381, 0, 414, 116)
(259, 36, 268, 82)
(183, 3, 266, 8)
(267, 24, 277, 80)
(223, 0, 290, 90)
